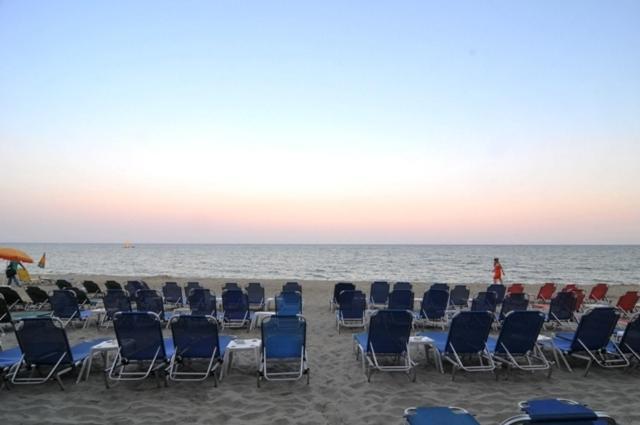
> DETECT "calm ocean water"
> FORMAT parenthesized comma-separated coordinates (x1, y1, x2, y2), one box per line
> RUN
(5, 244, 639, 285)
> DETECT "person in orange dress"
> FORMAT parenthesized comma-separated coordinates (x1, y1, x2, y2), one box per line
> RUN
(493, 258, 505, 284)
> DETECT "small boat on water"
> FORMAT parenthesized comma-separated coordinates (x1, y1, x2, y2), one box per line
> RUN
(123, 241, 135, 249)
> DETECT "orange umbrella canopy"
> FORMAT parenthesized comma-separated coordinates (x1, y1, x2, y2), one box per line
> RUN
(0, 247, 34, 263)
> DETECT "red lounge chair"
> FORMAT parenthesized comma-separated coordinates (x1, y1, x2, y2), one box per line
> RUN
(587, 283, 609, 303)
(562, 284, 578, 293)
(536, 283, 556, 303)
(616, 291, 639, 318)
(573, 289, 586, 312)
(507, 284, 524, 295)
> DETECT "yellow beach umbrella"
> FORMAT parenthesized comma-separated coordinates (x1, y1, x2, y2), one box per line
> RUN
(0, 247, 34, 263)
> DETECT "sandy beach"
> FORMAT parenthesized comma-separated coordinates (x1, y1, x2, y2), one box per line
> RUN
(1, 277, 639, 425)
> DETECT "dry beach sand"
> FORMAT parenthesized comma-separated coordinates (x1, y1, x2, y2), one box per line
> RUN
(1, 277, 639, 425)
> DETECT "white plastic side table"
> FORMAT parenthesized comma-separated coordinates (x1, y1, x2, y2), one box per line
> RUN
(220, 338, 261, 380)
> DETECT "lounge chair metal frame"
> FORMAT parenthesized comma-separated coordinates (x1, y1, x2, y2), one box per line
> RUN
(258, 315, 309, 386)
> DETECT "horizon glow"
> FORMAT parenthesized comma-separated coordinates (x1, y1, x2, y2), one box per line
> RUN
(1, 1, 639, 244)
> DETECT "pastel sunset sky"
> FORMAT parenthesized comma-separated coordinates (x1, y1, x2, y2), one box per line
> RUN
(1, 1, 639, 244)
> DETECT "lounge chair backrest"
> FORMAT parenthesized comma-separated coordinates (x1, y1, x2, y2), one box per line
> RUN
(429, 283, 449, 293)
(222, 289, 249, 319)
(366, 310, 413, 355)
(68, 287, 90, 305)
(162, 282, 183, 303)
(337, 290, 366, 319)
(0, 295, 11, 323)
(15, 318, 73, 365)
(494, 310, 544, 355)
(282, 281, 302, 293)
(573, 289, 585, 311)
(104, 289, 132, 319)
(548, 291, 576, 321)
(499, 293, 529, 320)
(188, 288, 217, 316)
(617, 291, 639, 313)
(445, 311, 493, 354)
(276, 291, 302, 316)
(521, 399, 600, 422)
(570, 307, 619, 351)
(620, 315, 640, 355)
(537, 283, 556, 300)
(369, 281, 390, 304)
(50, 290, 81, 319)
(487, 284, 506, 304)
(170, 315, 221, 359)
(471, 291, 497, 313)
(26, 286, 49, 304)
(393, 281, 412, 291)
(246, 282, 265, 304)
(223, 282, 240, 291)
(0, 287, 23, 306)
(588, 284, 608, 302)
(55, 279, 72, 289)
(125, 281, 144, 299)
(420, 289, 448, 320)
(262, 315, 306, 358)
(105, 280, 122, 291)
(113, 312, 167, 361)
(450, 285, 470, 306)
(82, 281, 102, 295)
(562, 284, 578, 292)
(507, 283, 524, 294)
(388, 289, 414, 310)
(333, 282, 356, 304)
(136, 290, 164, 315)
(185, 282, 202, 297)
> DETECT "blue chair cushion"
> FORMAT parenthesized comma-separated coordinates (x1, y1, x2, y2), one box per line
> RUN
(219, 335, 234, 357)
(80, 310, 93, 320)
(164, 338, 175, 359)
(406, 407, 480, 425)
(354, 332, 368, 351)
(523, 399, 598, 421)
(555, 331, 575, 341)
(0, 347, 23, 369)
(485, 336, 497, 353)
(70, 338, 112, 363)
(552, 337, 574, 353)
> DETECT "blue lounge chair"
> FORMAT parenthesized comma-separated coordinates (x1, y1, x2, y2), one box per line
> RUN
(162, 282, 183, 306)
(0, 346, 23, 387)
(125, 281, 145, 300)
(25, 286, 49, 309)
(498, 293, 529, 321)
(369, 281, 390, 307)
(258, 315, 309, 386)
(107, 312, 175, 387)
(275, 291, 302, 316)
(415, 289, 449, 329)
(10, 318, 108, 390)
(335, 290, 366, 333)
(188, 288, 218, 317)
(488, 311, 551, 377)
(168, 315, 234, 383)
(330, 282, 356, 311)
(82, 281, 103, 298)
(419, 311, 495, 380)
(49, 290, 93, 328)
(450, 285, 470, 308)
(185, 281, 202, 298)
(488, 284, 507, 304)
(0, 287, 27, 311)
(394, 281, 413, 291)
(545, 291, 577, 328)
(608, 315, 640, 363)
(55, 279, 73, 290)
(136, 289, 172, 322)
(388, 289, 414, 311)
(282, 281, 302, 293)
(246, 282, 265, 311)
(501, 399, 619, 425)
(104, 280, 122, 291)
(430, 283, 450, 293)
(223, 282, 240, 291)
(222, 289, 252, 329)
(0, 296, 50, 329)
(549, 307, 628, 375)
(353, 310, 415, 382)
(471, 291, 498, 314)
(404, 406, 480, 425)
(102, 289, 132, 326)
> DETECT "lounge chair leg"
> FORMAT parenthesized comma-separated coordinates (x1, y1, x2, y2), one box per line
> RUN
(55, 373, 65, 391)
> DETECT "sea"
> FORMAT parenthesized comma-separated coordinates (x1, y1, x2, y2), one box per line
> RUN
(5, 244, 639, 285)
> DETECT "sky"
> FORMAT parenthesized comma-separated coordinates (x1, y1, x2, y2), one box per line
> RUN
(0, 1, 639, 244)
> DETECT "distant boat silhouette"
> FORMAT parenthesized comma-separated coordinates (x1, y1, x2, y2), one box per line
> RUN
(123, 242, 135, 248)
